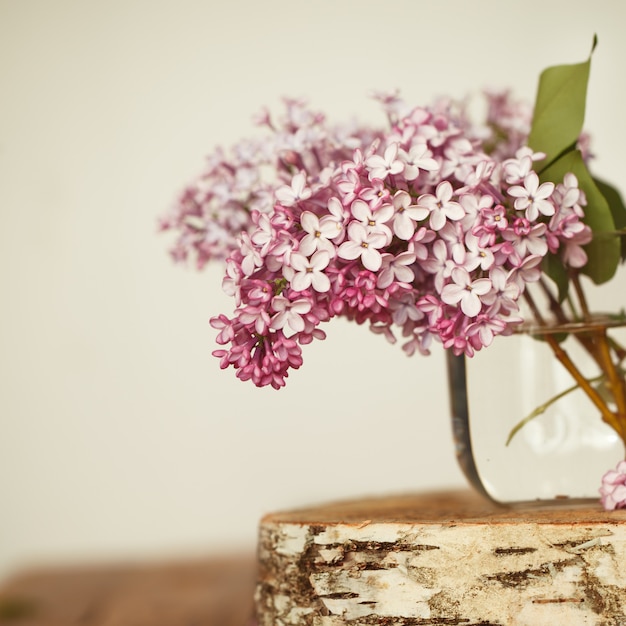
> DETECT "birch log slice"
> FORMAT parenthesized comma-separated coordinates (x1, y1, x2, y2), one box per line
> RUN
(256, 489, 626, 626)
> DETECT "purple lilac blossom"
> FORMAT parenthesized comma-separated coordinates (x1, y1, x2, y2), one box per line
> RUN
(161, 93, 592, 389)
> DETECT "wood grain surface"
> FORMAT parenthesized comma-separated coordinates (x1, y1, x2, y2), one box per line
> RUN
(0, 555, 256, 626)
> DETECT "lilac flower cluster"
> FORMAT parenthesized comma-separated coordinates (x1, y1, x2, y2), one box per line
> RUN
(162, 94, 592, 389)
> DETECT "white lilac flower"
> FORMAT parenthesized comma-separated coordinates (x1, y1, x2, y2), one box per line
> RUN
(416, 181, 465, 231)
(391, 191, 429, 241)
(399, 142, 439, 181)
(287, 251, 331, 293)
(365, 143, 404, 181)
(298, 211, 338, 257)
(441, 268, 492, 318)
(350, 199, 393, 243)
(275, 171, 312, 206)
(325, 197, 348, 241)
(507, 171, 555, 221)
(270, 296, 313, 336)
(239, 232, 263, 276)
(337, 222, 387, 271)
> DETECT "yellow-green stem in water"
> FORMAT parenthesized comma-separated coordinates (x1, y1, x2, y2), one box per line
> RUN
(546, 335, 625, 442)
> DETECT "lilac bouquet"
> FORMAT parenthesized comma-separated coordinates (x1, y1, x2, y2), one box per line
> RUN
(160, 40, 626, 507)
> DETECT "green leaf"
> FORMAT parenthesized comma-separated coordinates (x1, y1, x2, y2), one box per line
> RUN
(593, 177, 626, 260)
(528, 37, 624, 294)
(542, 253, 569, 302)
(528, 36, 596, 167)
(540, 150, 619, 286)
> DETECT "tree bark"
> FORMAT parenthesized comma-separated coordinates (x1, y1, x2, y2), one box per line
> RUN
(256, 490, 626, 625)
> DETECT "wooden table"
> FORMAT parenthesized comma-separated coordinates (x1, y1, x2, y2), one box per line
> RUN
(0, 555, 256, 626)
(5, 491, 626, 625)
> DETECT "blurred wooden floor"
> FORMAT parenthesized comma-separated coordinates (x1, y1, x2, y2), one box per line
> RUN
(0, 556, 256, 626)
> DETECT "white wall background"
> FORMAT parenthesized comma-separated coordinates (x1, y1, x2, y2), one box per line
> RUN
(1, 0, 625, 582)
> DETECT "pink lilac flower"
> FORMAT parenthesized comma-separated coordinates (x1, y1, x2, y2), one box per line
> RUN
(502, 147, 543, 184)
(502, 219, 548, 258)
(237, 305, 271, 335)
(466, 314, 507, 349)
(389, 292, 424, 326)
(359, 178, 392, 209)
(560, 226, 591, 268)
(421, 239, 456, 293)
(482, 266, 520, 313)
(474, 203, 508, 244)
(210, 314, 235, 344)
(377, 251, 417, 289)
(455, 232, 495, 272)
(508, 254, 544, 289)
(557, 172, 585, 215)
(600, 461, 626, 510)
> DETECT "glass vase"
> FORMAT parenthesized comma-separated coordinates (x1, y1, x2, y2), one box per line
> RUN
(447, 318, 626, 505)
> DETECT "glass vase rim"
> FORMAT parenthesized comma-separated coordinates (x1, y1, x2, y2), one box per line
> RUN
(515, 312, 626, 336)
